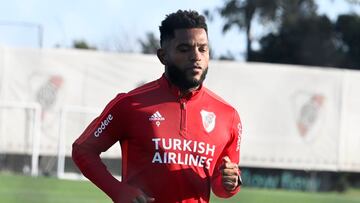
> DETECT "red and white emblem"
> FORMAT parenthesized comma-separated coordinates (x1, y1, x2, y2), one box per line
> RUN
(200, 110, 216, 133)
(292, 92, 325, 141)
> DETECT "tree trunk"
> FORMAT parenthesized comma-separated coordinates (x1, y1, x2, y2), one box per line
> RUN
(245, 3, 255, 61)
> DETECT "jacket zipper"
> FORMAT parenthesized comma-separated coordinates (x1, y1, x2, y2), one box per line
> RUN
(180, 100, 187, 137)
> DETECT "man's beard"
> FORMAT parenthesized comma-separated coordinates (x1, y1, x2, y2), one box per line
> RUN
(166, 64, 208, 91)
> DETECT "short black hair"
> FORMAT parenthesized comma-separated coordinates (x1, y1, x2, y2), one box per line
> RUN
(159, 10, 208, 46)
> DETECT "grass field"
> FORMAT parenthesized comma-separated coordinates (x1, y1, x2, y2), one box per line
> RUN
(1, 173, 360, 203)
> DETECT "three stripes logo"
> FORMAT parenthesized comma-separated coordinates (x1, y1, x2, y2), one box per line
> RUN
(149, 111, 165, 127)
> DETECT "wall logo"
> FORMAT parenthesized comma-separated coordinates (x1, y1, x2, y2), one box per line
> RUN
(149, 111, 165, 127)
(200, 110, 216, 133)
(36, 75, 64, 111)
(292, 92, 325, 140)
(94, 114, 113, 137)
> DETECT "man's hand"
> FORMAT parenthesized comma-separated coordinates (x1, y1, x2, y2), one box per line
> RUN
(131, 193, 155, 203)
(219, 156, 240, 191)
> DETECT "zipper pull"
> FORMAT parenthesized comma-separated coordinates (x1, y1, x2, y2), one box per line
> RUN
(181, 102, 186, 110)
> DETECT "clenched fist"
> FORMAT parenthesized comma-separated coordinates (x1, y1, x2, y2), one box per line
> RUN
(219, 156, 240, 191)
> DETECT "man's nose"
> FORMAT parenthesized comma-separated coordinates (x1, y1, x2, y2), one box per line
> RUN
(190, 49, 201, 61)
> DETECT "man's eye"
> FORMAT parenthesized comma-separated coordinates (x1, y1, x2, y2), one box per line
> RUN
(178, 47, 189, 52)
(199, 47, 208, 53)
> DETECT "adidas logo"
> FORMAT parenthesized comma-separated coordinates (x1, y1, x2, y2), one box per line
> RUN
(149, 111, 165, 121)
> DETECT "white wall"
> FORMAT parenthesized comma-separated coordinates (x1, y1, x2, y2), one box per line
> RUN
(0, 46, 359, 172)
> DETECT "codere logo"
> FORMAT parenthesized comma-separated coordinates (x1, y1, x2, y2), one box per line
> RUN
(94, 114, 113, 137)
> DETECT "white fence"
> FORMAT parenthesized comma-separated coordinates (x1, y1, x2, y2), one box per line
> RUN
(0, 101, 41, 176)
(0, 102, 121, 178)
(0, 46, 360, 176)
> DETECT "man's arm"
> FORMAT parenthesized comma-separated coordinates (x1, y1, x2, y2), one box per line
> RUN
(72, 137, 142, 202)
(211, 110, 242, 198)
(72, 94, 144, 202)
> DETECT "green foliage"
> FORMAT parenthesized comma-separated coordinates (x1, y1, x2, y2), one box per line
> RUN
(138, 32, 160, 54)
(216, 0, 316, 60)
(252, 15, 342, 67)
(72, 40, 97, 50)
(335, 14, 360, 69)
(218, 51, 236, 61)
(251, 13, 360, 69)
(212, 0, 360, 69)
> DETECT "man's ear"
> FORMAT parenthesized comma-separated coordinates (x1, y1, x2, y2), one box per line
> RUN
(157, 48, 166, 65)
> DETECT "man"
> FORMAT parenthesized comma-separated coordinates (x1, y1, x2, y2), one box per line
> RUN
(72, 10, 242, 203)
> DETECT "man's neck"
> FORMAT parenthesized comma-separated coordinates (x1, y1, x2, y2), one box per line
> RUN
(179, 86, 199, 96)
(164, 72, 200, 96)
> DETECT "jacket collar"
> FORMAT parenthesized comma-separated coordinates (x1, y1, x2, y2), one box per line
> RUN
(158, 74, 203, 101)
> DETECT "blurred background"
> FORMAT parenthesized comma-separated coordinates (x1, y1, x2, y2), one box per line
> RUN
(1, 0, 360, 203)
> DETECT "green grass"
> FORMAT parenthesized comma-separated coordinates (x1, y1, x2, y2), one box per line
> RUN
(212, 188, 360, 203)
(0, 173, 108, 203)
(1, 173, 360, 203)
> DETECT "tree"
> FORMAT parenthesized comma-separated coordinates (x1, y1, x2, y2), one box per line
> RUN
(252, 15, 342, 67)
(250, 12, 360, 70)
(216, 0, 317, 61)
(138, 32, 160, 54)
(72, 40, 97, 50)
(218, 51, 236, 61)
(279, 0, 318, 24)
(218, 0, 277, 61)
(335, 14, 360, 69)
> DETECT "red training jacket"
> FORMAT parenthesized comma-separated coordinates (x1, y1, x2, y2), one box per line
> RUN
(72, 75, 242, 203)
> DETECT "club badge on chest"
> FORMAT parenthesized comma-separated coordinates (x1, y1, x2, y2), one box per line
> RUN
(200, 110, 216, 133)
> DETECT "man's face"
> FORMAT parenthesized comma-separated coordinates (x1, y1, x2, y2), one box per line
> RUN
(161, 28, 210, 90)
